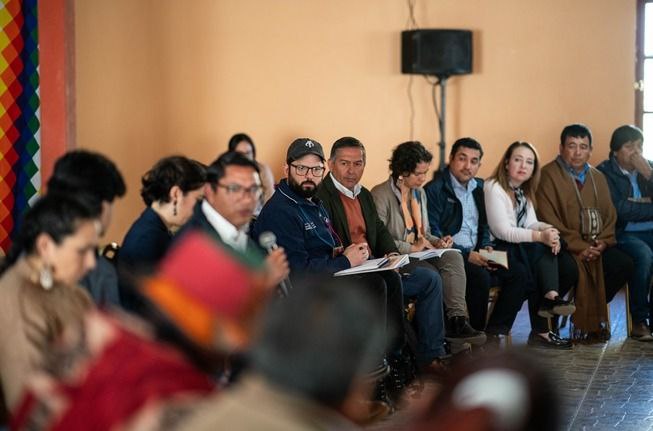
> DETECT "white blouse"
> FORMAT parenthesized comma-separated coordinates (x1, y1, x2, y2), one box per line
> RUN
(483, 179, 551, 243)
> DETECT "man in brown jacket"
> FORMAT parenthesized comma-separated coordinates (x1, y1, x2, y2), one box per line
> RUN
(536, 124, 633, 340)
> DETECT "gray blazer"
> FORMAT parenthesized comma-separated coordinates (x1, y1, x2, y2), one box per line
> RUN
(370, 178, 440, 254)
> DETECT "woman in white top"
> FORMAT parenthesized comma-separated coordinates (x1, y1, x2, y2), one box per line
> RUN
(484, 141, 577, 349)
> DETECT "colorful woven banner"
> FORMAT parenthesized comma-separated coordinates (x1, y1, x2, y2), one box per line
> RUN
(0, 0, 40, 253)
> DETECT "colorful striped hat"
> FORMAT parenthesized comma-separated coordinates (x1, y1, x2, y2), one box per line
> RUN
(142, 231, 263, 350)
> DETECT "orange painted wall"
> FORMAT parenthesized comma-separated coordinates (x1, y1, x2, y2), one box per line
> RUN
(38, 0, 73, 186)
(74, 0, 637, 243)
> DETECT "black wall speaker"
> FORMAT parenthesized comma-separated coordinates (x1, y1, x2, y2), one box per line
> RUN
(401, 29, 472, 76)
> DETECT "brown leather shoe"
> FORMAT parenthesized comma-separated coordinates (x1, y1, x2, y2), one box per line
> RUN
(631, 321, 653, 341)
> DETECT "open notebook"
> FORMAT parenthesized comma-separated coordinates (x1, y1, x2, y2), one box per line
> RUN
(408, 248, 461, 260)
(479, 249, 509, 269)
(334, 254, 410, 277)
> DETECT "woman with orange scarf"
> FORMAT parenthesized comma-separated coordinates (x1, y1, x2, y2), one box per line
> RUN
(372, 141, 485, 346)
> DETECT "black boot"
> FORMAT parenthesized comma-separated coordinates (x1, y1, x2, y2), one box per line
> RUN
(445, 316, 487, 346)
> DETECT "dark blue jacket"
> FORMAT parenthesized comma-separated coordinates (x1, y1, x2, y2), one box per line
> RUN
(119, 207, 172, 270)
(116, 207, 172, 312)
(597, 156, 653, 234)
(423, 167, 492, 256)
(80, 256, 121, 307)
(251, 179, 350, 276)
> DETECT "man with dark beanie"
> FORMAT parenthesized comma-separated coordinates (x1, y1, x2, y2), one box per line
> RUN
(598, 125, 653, 340)
(47, 150, 126, 306)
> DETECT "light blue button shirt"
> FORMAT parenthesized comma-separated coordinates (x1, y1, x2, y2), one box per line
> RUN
(450, 173, 479, 250)
(557, 155, 590, 185)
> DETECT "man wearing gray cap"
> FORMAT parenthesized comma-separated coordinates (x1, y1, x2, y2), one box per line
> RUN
(252, 138, 369, 276)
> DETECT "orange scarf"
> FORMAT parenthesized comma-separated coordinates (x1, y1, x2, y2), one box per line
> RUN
(400, 187, 423, 244)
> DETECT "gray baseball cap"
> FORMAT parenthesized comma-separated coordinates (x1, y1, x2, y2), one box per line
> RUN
(286, 138, 325, 162)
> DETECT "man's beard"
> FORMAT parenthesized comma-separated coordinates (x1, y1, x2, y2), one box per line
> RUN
(289, 177, 318, 198)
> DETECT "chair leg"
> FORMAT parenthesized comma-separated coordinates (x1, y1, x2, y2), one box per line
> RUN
(486, 286, 512, 347)
(626, 284, 633, 337)
(560, 315, 569, 329)
(486, 287, 499, 326)
(560, 287, 575, 338)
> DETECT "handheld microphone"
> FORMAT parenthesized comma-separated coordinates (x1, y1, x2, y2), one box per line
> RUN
(258, 231, 292, 297)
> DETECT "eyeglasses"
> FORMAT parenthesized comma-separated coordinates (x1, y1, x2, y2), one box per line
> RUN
(216, 183, 262, 198)
(290, 164, 325, 176)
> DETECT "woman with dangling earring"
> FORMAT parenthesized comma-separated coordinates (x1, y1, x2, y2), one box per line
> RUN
(0, 193, 100, 411)
(484, 141, 578, 349)
(119, 156, 206, 272)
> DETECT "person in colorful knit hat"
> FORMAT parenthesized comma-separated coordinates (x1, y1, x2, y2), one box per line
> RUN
(12, 230, 272, 431)
(176, 276, 386, 431)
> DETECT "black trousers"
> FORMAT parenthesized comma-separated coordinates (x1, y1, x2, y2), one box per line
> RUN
(490, 241, 579, 335)
(602, 246, 635, 303)
(529, 249, 578, 333)
(465, 258, 529, 334)
(349, 270, 405, 355)
(547, 247, 633, 333)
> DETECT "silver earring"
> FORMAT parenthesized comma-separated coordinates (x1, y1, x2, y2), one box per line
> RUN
(39, 265, 53, 290)
(173, 200, 178, 216)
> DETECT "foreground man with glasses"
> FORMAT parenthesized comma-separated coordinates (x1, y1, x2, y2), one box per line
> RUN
(181, 151, 289, 291)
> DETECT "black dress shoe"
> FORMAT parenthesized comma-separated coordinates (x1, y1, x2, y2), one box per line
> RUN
(527, 331, 573, 349)
(538, 296, 576, 318)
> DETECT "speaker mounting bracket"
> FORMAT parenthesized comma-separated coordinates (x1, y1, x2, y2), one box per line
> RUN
(433, 74, 448, 171)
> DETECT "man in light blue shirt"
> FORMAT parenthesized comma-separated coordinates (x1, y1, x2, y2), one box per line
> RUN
(424, 138, 528, 342)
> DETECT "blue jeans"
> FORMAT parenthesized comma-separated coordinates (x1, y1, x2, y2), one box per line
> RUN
(401, 266, 446, 365)
(617, 230, 653, 323)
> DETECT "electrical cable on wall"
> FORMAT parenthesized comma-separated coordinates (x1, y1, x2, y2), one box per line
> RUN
(424, 75, 443, 155)
(406, 0, 418, 141)
(407, 76, 415, 141)
(405, 0, 441, 159)
(406, 0, 418, 29)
